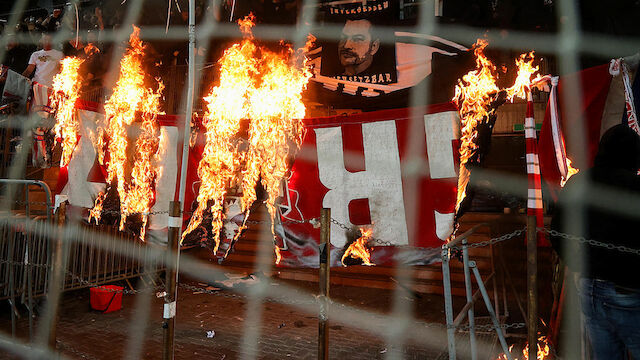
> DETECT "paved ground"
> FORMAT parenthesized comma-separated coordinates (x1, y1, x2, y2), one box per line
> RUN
(0, 251, 513, 359)
(1, 282, 449, 359)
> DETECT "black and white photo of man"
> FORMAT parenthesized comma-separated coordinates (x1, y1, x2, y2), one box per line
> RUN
(338, 19, 380, 76)
(318, 0, 397, 85)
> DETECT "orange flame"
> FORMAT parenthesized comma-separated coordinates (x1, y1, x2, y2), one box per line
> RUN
(560, 158, 579, 187)
(88, 25, 164, 240)
(452, 39, 499, 213)
(341, 227, 374, 266)
(181, 15, 312, 254)
(84, 43, 100, 56)
(274, 246, 282, 265)
(506, 51, 540, 102)
(51, 56, 84, 166)
(523, 336, 551, 360)
(495, 337, 551, 360)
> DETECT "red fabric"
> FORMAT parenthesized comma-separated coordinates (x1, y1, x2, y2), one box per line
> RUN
(539, 64, 612, 200)
(276, 104, 459, 266)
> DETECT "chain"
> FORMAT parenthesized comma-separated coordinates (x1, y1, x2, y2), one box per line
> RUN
(454, 322, 527, 331)
(178, 282, 319, 305)
(95, 209, 170, 216)
(0, 258, 51, 268)
(66, 271, 164, 295)
(330, 218, 392, 246)
(330, 217, 526, 249)
(15, 201, 52, 207)
(450, 227, 527, 250)
(543, 228, 640, 256)
(178, 283, 246, 300)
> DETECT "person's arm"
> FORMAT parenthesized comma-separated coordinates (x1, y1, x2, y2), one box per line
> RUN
(23, 52, 36, 78)
(22, 64, 35, 78)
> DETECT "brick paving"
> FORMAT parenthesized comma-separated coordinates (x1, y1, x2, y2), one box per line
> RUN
(0, 274, 461, 359)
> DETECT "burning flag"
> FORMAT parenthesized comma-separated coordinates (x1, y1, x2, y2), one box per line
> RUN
(51, 56, 84, 166)
(182, 15, 312, 256)
(88, 26, 165, 240)
(452, 39, 500, 213)
(341, 227, 374, 266)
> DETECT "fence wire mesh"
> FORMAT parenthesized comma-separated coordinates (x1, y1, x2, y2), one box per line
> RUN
(0, 0, 636, 359)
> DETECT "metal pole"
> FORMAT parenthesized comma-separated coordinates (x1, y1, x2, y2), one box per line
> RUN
(318, 208, 330, 360)
(470, 261, 513, 360)
(162, 0, 195, 355)
(527, 215, 538, 360)
(442, 247, 456, 360)
(462, 239, 477, 360)
(45, 201, 66, 349)
(163, 201, 181, 360)
(179, 1, 195, 206)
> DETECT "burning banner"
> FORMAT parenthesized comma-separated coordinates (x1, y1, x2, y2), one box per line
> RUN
(451, 39, 501, 215)
(181, 15, 312, 257)
(51, 57, 84, 167)
(86, 26, 165, 240)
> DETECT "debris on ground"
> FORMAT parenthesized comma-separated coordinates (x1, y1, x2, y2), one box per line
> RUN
(206, 330, 215, 338)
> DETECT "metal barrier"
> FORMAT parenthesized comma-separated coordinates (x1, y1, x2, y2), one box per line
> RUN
(0, 179, 165, 340)
(441, 223, 527, 360)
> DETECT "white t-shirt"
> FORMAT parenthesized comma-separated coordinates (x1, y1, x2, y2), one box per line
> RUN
(28, 49, 63, 87)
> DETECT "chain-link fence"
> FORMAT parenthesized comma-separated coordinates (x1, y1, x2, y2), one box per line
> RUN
(0, 0, 638, 359)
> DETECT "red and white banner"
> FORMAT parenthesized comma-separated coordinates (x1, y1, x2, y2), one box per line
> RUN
(57, 102, 461, 266)
(56, 100, 183, 244)
(275, 104, 460, 267)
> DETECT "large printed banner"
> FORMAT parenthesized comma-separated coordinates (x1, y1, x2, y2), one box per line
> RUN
(275, 104, 460, 267)
(307, 0, 470, 109)
(58, 102, 460, 266)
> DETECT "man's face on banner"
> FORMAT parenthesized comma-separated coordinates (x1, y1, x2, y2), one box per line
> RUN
(338, 19, 380, 76)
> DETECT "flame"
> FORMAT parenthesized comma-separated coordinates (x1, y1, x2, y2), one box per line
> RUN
(51, 56, 84, 166)
(88, 25, 164, 240)
(84, 43, 100, 56)
(523, 336, 550, 360)
(506, 51, 539, 102)
(560, 158, 579, 187)
(181, 15, 312, 254)
(274, 246, 282, 265)
(452, 39, 499, 213)
(341, 227, 374, 266)
(495, 337, 551, 360)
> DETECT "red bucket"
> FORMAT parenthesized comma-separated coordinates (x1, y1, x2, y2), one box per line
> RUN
(90, 285, 123, 313)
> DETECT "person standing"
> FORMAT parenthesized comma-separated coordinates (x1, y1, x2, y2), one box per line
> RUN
(551, 124, 640, 359)
(22, 33, 63, 87)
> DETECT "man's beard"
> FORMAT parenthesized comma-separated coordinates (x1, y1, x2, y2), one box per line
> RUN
(339, 44, 374, 66)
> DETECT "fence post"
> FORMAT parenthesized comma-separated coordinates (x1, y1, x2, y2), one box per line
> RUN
(318, 208, 330, 360)
(442, 247, 456, 360)
(527, 215, 538, 360)
(45, 201, 66, 349)
(163, 201, 181, 360)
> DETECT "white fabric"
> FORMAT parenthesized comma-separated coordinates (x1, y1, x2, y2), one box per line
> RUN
(2, 70, 31, 106)
(31, 82, 53, 117)
(28, 49, 63, 87)
(621, 62, 640, 135)
(527, 199, 543, 209)
(548, 77, 568, 178)
(315, 121, 408, 247)
(528, 188, 542, 199)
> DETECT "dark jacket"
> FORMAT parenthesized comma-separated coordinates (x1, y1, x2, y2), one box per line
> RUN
(551, 124, 640, 289)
